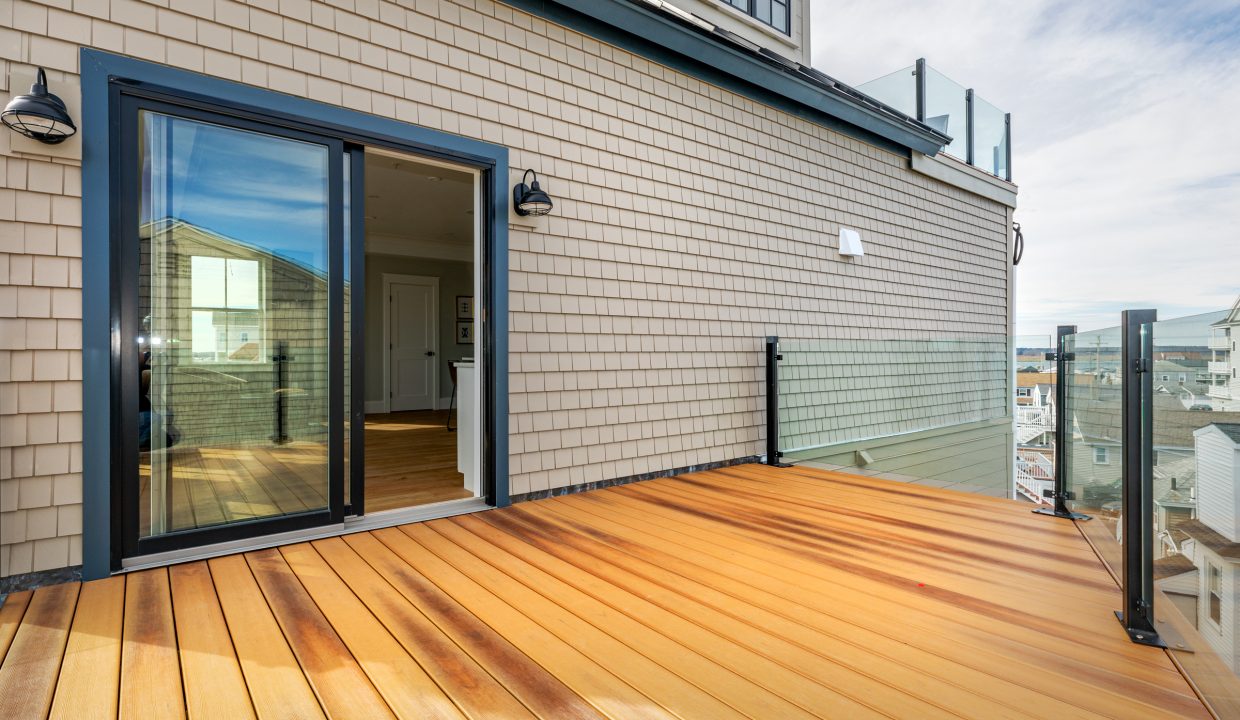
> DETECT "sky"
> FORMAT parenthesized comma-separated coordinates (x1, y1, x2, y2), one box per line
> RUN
(809, 0, 1240, 342)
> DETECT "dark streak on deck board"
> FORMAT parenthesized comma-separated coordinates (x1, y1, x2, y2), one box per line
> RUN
(0, 464, 1213, 719)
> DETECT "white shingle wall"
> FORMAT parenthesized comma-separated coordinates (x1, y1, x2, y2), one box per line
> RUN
(0, 0, 1012, 576)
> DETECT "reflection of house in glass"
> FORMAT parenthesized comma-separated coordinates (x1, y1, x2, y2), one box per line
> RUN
(1069, 383, 1240, 550)
(141, 217, 330, 451)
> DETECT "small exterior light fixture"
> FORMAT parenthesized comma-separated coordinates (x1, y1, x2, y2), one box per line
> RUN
(2, 68, 77, 144)
(513, 169, 553, 216)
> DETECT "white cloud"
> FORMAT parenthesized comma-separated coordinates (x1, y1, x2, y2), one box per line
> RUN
(810, 0, 1240, 336)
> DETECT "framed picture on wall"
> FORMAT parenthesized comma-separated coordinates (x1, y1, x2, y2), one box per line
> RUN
(456, 320, 474, 345)
(456, 295, 473, 319)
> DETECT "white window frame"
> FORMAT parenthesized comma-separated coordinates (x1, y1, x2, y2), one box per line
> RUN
(1094, 446, 1110, 465)
(1207, 562, 1223, 628)
(188, 254, 268, 366)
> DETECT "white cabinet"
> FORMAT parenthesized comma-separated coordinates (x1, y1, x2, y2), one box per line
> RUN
(454, 361, 477, 495)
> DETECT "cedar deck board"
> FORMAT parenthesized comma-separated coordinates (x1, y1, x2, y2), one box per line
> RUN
(0, 464, 1214, 719)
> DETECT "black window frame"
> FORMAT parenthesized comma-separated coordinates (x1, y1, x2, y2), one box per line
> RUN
(114, 89, 348, 559)
(720, 0, 791, 35)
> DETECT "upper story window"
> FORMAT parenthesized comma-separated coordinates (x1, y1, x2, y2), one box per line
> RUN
(722, 0, 791, 34)
(1208, 563, 1223, 626)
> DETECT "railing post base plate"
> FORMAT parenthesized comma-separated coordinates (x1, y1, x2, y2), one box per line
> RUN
(1114, 611, 1168, 648)
(1032, 507, 1091, 521)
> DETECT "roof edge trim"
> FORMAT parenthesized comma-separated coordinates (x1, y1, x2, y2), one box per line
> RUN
(502, 0, 949, 156)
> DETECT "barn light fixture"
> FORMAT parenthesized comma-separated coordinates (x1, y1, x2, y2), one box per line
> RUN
(513, 169, 553, 216)
(2, 68, 77, 145)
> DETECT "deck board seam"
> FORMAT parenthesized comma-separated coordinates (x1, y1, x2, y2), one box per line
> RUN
(442, 516, 838, 720)
(394, 523, 709, 720)
(591, 482, 1197, 692)
(543, 494, 1120, 720)
(483, 507, 945, 720)
(297, 540, 473, 720)
(501, 502, 1030, 720)
(234, 548, 333, 719)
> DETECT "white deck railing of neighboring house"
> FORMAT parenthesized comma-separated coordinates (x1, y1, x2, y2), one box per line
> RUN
(1015, 405, 1054, 445)
(1014, 452, 1054, 505)
(1208, 361, 1229, 374)
(1208, 385, 1232, 400)
(1209, 334, 1230, 351)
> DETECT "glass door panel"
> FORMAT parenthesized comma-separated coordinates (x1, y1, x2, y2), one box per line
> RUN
(137, 109, 333, 539)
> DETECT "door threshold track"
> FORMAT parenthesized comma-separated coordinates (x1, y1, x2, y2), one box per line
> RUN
(118, 497, 489, 573)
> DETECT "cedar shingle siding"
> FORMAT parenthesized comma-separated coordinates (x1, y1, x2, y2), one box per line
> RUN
(0, 0, 1013, 576)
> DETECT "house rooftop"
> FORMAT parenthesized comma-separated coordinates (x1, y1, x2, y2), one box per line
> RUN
(1208, 423, 1240, 444)
(1180, 518, 1240, 560)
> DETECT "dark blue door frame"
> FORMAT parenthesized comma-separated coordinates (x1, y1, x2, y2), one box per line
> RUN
(80, 49, 510, 579)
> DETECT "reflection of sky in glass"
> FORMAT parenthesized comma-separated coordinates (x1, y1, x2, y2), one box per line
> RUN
(924, 67, 968, 159)
(141, 111, 328, 272)
(972, 95, 1007, 177)
(855, 66, 917, 119)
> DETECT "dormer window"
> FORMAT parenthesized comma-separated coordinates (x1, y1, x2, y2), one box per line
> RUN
(722, 0, 791, 34)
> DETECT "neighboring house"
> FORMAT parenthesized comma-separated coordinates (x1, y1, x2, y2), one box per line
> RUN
(1067, 386, 1240, 550)
(0, 0, 1018, 585)
(1177, 424, 1240, 672)
(1209, 296, 1240, 411)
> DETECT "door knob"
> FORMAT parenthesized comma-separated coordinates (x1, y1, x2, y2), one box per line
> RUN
(425, 351, 435, 357)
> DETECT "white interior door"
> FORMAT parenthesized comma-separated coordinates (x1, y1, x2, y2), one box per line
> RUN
(389, 279, 437, 411)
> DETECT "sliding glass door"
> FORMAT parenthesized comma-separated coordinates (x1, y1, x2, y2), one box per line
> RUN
(119, 96, 345, 557)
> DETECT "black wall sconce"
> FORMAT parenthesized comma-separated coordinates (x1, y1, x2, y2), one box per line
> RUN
(2, 68, 77, 145)
(513, 169, 553, 216)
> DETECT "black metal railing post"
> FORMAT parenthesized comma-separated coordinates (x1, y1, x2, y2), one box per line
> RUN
(1116, 309, 1165, 647)
(1035, 324, 1090, 520)
(965, 88, 975, 166)
(765, 336, 791, 467)
(914, 58, 926, 122)
(1003, 113, 1012, 182)
(272, 340, 291, 445)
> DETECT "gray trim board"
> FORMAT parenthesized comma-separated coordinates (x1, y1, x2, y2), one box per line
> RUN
(911, 152, 1018, 208)
(510, 455, 762, 503)
(502, 0, 948, 157)
(80, 49, 510, 579)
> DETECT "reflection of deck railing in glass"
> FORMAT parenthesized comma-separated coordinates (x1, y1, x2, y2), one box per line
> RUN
(1014, 450, 1053, 505)
(856, 58, 1011, 181)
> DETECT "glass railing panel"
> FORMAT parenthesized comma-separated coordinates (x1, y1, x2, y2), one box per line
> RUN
(776, 337, 1010, 496)
(972, 94, 1007, 179)
(1062, 327, 1124, 570)
(853, 65, 917, 119)
(856, 61, 1012, 178)
(923, 66, 968, 160)
(1148, 319, 1240, 706)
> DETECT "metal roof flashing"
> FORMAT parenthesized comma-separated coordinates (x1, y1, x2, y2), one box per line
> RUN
(507, 0, 951, 157)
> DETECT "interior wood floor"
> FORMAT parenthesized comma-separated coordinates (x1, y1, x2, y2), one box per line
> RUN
(363, 410, 470, 513)
(137, 410, 467, 533)
(0, 464, 1211, 719)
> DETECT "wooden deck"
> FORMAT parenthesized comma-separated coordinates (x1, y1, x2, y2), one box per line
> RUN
(138, 410, 468, 535)
(0, 464, 1212, 719)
